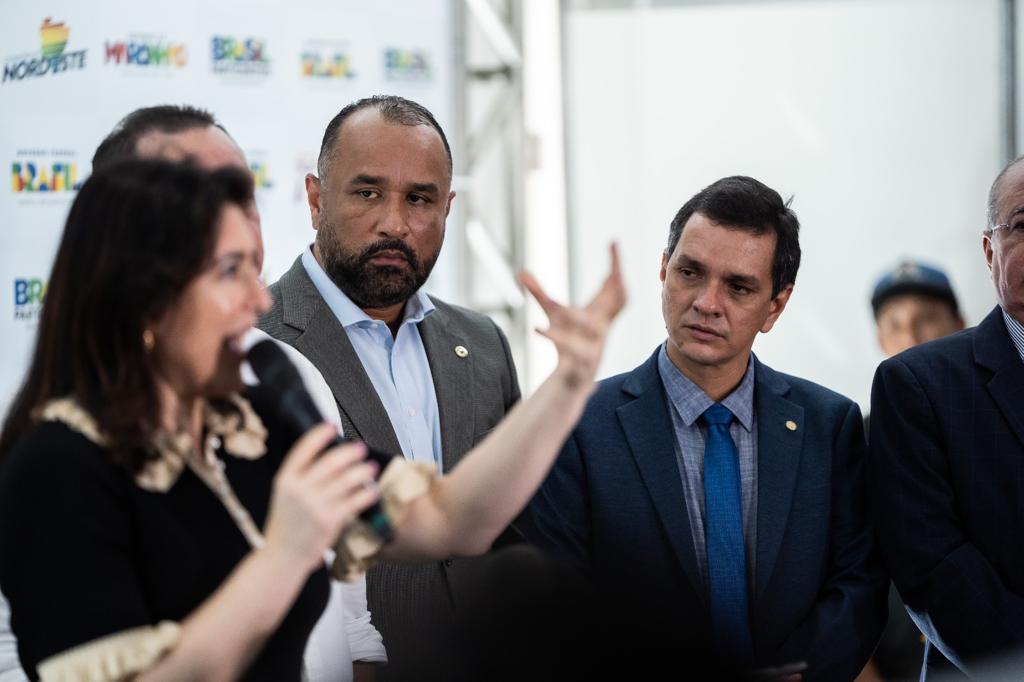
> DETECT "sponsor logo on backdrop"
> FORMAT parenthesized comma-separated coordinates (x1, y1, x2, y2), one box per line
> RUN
(3, 18, 87, 84)
(301, 41, 355, 79)
(11, 149, 81, 194)
(246, 151, 273, 191)
(13, 278, 47, 323)
(105, 34, 187, 70)
(250, 162, 273, 190)
(384, 48, 430, 81)
(212, 36, 270, 76)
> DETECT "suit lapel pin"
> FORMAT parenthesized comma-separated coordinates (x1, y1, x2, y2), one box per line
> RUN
(785, 420, 797, 431)
(454, 345, 469, 358)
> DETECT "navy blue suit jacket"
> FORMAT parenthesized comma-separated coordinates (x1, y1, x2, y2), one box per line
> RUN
(520, 350, 886, 680)
(869, 306, 1024, 676)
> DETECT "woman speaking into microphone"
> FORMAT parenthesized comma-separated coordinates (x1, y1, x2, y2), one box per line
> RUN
(0, 159, 624, 681)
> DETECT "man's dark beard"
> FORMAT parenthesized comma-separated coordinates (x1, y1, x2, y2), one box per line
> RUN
(319, 232, 437, 309)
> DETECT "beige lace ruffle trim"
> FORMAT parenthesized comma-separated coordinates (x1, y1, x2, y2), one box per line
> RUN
(35, 395, 268, 492)
(37, 621, 180, 682)
(331, 457, 437, 582)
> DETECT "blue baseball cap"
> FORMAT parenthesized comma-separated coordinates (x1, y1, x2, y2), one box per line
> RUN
(871, 261, 960, 317)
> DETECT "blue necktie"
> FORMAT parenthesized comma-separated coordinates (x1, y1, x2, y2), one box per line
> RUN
(701, 403, 752, 663)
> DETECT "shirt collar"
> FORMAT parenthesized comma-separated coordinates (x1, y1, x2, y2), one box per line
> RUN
(657, 343, 756, 431)
(301, 245, 436, 330)
(1002, 307, 1024, 363)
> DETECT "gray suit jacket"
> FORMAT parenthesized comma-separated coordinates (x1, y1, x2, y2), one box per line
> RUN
(259, 256, 520, 673)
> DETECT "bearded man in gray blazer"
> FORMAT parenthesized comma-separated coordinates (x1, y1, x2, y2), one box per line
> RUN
(259, 95, 519, 678)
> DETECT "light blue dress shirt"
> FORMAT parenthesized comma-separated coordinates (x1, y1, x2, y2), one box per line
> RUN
(302, 247, 443, 471)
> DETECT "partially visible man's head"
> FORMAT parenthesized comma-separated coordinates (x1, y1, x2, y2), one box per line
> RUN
(306, 95, 454, 311)
(871, 261, 964, 357)
(660, 176, 801, 379)
(92, 105, 261, 267)
(93, 105, 240, 171)
(985, 155, 1024, 324)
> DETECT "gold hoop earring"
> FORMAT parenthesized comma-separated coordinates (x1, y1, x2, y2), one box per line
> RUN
(142, 329, 155, 352)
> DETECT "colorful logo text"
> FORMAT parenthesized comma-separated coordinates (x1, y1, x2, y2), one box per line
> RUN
(105, 37, 187, 68)
(13, 278, 47, 322)
(384, 48, 430, 81)
(301, 50, 354, 79)
(11, 159, 80, 193)
(3, 18, 87, 84)
(212, 37, 269, 75)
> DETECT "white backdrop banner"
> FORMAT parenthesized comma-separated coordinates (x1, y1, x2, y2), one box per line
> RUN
(0, 0, 456, 419)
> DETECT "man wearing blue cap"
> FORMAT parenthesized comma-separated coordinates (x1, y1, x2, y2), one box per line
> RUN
(869, 157, 1024, 679)
(861, 261, 963, 681)
(871, 261, 964, 359)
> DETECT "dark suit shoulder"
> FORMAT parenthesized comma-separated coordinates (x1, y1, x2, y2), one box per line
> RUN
(886, 325, 974, 370)
(259, 280, 286, 331)
(590, 369, 639, 405)
(764, 366, 857, 413)
(875, 326, 977, 392)
(258, 261, 308, 345)
(571, 362, 663, 433)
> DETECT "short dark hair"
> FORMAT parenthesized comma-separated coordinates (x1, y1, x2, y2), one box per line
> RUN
(667, 176, 801, 298)
(316, 95, 452, 182)
(92, 105, 226, 170)
(0, 160, 253, 473)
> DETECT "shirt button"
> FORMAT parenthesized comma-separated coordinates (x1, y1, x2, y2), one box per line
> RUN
(443, 559, 453, 568)
(408, 408, 416, 417)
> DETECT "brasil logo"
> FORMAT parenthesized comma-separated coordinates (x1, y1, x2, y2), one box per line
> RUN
(11, 159, 81, 193)
(3, 18, 87, 84)
(212, 36, 270, 76)
(13, 278, 47, 323)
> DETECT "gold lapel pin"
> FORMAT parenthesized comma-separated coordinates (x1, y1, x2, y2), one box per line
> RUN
(785, 420, 797, 431)
(454, 345, 469, 358)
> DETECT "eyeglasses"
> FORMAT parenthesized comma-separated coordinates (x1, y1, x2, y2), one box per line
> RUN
(988, 222, 1024, 240)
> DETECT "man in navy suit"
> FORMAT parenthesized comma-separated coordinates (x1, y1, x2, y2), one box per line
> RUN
(869, 156, 1024, 678)
(520, 176, 887, 680)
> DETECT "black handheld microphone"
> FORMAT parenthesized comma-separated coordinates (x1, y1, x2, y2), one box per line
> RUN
(246, 339, 395, 543)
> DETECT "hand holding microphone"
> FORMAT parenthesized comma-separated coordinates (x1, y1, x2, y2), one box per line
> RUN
(246, 340, 397, 569)
(263, 423, 381, 573)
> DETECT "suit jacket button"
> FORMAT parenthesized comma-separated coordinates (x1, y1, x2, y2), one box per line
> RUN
(443, 559, 453, 567)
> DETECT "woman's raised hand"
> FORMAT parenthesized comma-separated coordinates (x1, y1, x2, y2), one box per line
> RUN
(263, 424, 380, 573)
(518, 243, 626, 390)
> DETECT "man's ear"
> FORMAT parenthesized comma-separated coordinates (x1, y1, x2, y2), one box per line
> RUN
(760, 284, 794, 334)
(445, 190, 455, 218)
(305, 173, 322, 231)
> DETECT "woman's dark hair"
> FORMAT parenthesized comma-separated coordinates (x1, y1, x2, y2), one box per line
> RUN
(0, 159, 254, 473)
(667, 176, 801, 298)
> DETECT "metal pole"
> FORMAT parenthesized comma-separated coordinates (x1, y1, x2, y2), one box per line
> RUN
(1004, 0, 1018, 160)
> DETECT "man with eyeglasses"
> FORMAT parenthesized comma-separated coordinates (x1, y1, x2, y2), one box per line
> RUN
(869, 156, 1024, 679)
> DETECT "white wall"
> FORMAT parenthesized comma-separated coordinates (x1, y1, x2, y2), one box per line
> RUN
(563, 0, 1003, 409)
